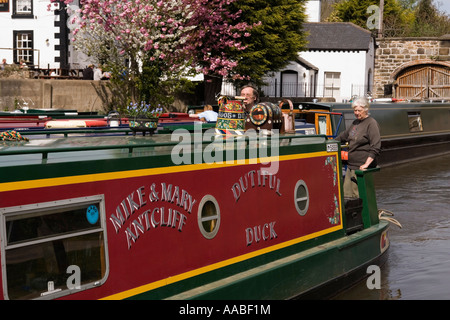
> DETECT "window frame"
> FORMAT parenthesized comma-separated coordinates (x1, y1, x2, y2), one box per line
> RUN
(407, 111, 424, 133)
(12, 0, 33, 18)
(0, 195, 109, 300)
(13, 30, 34, 65)
(324, 71, 341, 98)
(197, 195, 221, 239)
(294, 180, 309, 216)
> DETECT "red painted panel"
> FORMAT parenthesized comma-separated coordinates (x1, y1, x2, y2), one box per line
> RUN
(0, 153, 342, 299)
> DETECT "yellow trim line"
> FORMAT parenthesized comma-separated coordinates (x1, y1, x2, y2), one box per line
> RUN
(100, 224, 342, 300)
(0, 152, 331, 192)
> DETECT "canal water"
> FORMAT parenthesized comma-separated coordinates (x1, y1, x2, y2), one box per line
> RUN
(334, 152, 450, 300)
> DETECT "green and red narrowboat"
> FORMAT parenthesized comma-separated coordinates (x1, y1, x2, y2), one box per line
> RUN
(0, 101, 392, 300)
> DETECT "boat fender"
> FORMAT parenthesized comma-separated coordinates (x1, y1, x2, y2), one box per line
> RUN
(45, 120, 87, 129)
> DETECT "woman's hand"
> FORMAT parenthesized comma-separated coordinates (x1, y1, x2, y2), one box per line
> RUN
(359, 157, 374, 170)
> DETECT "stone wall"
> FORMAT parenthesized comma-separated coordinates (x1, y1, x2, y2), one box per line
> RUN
(373, 36, 450, 98)
(0, 78, 109, 112)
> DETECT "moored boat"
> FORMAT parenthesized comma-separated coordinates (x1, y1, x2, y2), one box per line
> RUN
(309, 100, 450, 166)
(0, 99, 394, 300)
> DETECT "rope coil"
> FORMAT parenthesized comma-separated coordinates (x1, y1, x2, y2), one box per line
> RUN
(0, 130, 29, 142)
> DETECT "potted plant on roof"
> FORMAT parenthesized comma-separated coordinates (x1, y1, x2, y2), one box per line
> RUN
(126, 101, 163, 136)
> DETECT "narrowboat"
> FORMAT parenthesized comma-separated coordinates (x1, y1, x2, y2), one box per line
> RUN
(0, 99, 393, 300)
(286, 100, 450, 167)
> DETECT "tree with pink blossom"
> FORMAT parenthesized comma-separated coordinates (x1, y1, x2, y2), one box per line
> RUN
(49, 0, 251, 111)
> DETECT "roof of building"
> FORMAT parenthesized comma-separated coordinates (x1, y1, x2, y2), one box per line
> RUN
(304, 22, 373, 51)
(295, 56, 319, 71)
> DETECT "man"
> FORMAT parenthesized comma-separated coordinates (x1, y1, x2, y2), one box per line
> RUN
(240, 85, 259, 112)
(82, 64, 94, 80)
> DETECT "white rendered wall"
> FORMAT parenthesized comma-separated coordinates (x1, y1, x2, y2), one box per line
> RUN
(0, 0, 61, 69)
(300, 50, 368, 102)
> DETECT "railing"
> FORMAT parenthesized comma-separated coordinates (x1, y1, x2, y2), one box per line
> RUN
(221, 81, 371, 100)
(355, 167, 381, 228)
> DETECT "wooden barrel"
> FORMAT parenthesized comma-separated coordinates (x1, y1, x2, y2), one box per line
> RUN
(245, 102, 284, 132)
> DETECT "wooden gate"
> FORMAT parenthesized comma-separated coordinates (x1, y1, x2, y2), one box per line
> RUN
(396, 64, 450, 100)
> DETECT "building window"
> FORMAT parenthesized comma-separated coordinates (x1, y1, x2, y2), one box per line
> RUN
(12, 0, 33, 18)
(324, 72, 341, 98)
(13, 31, 33, 65)
(281, 71, 298, 97)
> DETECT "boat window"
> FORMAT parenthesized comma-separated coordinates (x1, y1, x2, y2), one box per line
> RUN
(1, 196, 108, 300)
(407, 111, 423, 132)
(294, 180, 309, 216)
(318, 115, 328, 134)
(197, 195, 220, 239)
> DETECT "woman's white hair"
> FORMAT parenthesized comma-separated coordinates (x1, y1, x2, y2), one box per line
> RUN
(351, 96, 370, 111)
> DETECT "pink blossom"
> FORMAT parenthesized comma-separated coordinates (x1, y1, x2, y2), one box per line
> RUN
(49, 0, 253, 80)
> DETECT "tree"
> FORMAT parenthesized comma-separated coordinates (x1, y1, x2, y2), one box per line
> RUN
(327, 0, 450, 37)
(51, 0, 251, 110)
(229, 0, 309, 89)
(190, 0, 309, 104)
(182, 0, 254, 104)
(327, 0, 407, 33)
(410, 0, 450, 36)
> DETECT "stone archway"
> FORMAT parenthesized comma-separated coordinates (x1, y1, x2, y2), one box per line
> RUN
(391, 59, 450, 100)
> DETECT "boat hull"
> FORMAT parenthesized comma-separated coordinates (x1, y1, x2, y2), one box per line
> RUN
(0, 133, 389, 300)
(164, 223, 389, 300)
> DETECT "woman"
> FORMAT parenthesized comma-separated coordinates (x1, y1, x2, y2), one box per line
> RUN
(335, 97, 381, 198)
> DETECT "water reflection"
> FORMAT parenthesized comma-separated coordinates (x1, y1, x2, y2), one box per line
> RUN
(334, 153, 450, 300)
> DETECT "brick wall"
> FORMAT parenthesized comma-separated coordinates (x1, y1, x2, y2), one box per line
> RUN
(374, 36, 450, 98)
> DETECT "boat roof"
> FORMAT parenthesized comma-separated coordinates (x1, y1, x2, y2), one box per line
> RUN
(0, 133, 328, 168)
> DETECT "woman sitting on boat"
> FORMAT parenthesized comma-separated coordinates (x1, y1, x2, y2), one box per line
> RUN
(335, 96, 381, 198)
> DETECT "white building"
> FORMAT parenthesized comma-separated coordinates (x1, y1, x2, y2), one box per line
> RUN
(300, 22, 375, 102)
(0, 0, 85, 73)
(305, 0, 321, 22)
(263, 0, 376, 102)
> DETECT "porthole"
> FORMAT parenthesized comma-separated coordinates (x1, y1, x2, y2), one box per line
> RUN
(198, 195, 220, 239)
(294, 180, 309, 216)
